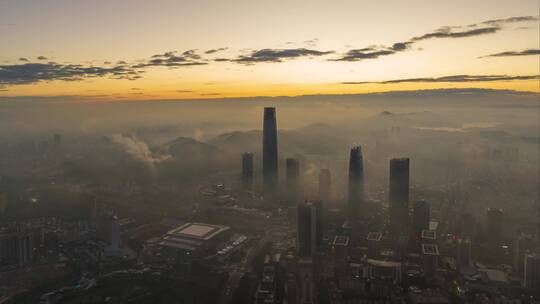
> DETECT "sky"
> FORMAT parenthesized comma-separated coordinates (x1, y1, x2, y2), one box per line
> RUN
(0, 0, 539, 100)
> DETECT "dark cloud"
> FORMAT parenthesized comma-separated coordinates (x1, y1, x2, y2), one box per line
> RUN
(227, 48, 334, 64)
(411, 26, 500, 41)
(37, 56, 48, 60)
(134, 50, 207, 68)
(480, 15, 538, 26)
(482, 49, 540, 58)
(334, 15, 536, 63)
(341, 74, 540, 84)
(19, 58, 28, 62)
(175, 90, 193, 93)
(0, 62, 142, 86)
(333, 42, 412, 62)
(205, 47, 228, 54)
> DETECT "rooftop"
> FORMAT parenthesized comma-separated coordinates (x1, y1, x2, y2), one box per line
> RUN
(422, 244, 439, 255)
(421, 230, 436, 240)
(167, 222, 230, 240)
(367, 232, 383, 241)
(333, 235, 350, 246)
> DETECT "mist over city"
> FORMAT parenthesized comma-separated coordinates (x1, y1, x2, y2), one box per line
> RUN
(0, 0, 539, 303)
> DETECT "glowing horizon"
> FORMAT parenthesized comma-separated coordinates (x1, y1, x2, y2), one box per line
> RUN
(1, 0, 539, 100)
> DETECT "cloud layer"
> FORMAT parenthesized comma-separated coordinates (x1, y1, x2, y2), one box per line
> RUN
(342, 74, 540, 84)
(333, 15, 537, 62)
(223, 48, 334, 64)
(482, 49, 540, 58)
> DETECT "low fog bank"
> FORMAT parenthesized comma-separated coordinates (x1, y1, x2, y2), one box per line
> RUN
(0, 88, 538, 225)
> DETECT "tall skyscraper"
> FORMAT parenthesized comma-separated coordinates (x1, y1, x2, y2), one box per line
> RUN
(457, 238, 472, 270)
(486, 207, 503, 249)
(413, 200, 430, 234)
(347, 146, 364, 216)
(263, 107, 278, 197)
(524, 253, 540, 296)
(286, 158, 300, 203)
(242, 152, 254, 191)
(318, 169, 331, 204)
(389, 158, 410, 232)
(297, 200, 321, 257)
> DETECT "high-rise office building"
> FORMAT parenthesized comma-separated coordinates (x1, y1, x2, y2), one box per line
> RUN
(297, 200, 320, 257)
(389, 158, 410, 232)
(263, 107, 278, 197)
(457, 238, 472, 270)
(347, 146, 364, 216)
(17, 232, 34, 266)
(524, 253, 540, 296)
(513, 232, 535, 273)
(110, 215, 120, 251)
(298, 258, 316, 304)
(318, 169, 331, 204)
(286, 158, 300, 203)
(242, 152, 254, 191)
(486, 208, 503, 249)
(413, 200, 430, 234)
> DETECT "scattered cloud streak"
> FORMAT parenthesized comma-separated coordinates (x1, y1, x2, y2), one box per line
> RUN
(482, 49, 540, 58)
(0, 62, 142, 86)
(133, 50, 207, 68)
(411, 26, 499, 41)
(205, 47, 228, 54)
(332, 42, 413, 61)
(223, 48, 334, 64)
(341, 74, 540, 84)
(333, 15, 537, 62)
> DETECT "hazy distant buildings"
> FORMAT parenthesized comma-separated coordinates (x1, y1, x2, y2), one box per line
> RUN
(263, 107, 278, 198)
(389, 158, 410, 232)
(318, 169, 331, 204)
(347, 146, 364, 216)
(53, 134, 62, 147)
(524, 253, 540, 296)
(297, 200, 321, 257)
(286, 158, 300, 203)
(242, 152, 254, 191)
(486, 208, 503, 249)
(0, 191, 7, 215)
(413, 200, 430, 234)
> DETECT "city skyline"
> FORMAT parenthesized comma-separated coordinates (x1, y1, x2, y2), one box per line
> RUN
(0, 0, 539, 100)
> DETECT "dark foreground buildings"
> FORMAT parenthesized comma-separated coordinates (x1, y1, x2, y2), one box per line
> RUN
(297, 200, 322, 257)
(389, 158, 410, 232)
(347, 146, 364, 216)
(263, 107, 278, 198)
